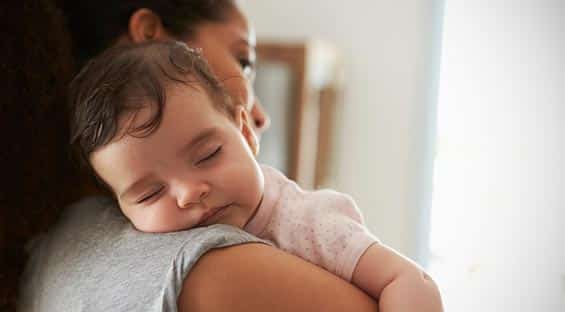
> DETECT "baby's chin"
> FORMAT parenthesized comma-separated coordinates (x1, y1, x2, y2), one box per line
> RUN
(199, 208, 249, 229)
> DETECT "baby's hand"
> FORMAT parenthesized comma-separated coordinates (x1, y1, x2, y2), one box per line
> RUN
(352, 244, 444, 312)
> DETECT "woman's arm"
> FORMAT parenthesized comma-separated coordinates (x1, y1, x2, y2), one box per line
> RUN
(178, 243, 379, 312)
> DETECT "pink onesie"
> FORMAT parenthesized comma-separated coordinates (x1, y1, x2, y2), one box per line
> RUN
(244, 165, 379, 281)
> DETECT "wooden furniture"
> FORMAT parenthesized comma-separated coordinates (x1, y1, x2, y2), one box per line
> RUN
(255, 41, 343, 189)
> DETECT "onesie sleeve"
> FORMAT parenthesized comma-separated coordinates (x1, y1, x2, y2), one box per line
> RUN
(274, 189, 379, 282)
(322, 191, 380, 281)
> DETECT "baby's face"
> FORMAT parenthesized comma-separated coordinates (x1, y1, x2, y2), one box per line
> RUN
(90, 85, 264, 233)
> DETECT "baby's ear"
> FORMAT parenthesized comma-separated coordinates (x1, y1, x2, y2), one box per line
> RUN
(235, 106, 259, 156)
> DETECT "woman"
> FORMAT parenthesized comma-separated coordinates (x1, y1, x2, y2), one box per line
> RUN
(15, 1, 379, 310)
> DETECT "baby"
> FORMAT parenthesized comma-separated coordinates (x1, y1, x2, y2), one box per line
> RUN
(70, 41, 443, 311)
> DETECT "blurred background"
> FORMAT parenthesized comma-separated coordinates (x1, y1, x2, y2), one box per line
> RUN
(241, 0, 565, 311)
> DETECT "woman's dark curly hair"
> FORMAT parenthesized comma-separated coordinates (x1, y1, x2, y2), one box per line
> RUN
(61, 0, 237, 68)
(0, 0, 79, 310)
(1, 0, 237, 309)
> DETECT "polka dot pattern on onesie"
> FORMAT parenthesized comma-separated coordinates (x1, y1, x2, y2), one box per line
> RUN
(245, 165, 379, 281)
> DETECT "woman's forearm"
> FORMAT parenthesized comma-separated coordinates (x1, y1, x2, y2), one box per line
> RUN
(179, 243, 379, 312)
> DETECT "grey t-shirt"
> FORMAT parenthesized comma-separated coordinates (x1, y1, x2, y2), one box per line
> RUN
(19, 196, 269, 311)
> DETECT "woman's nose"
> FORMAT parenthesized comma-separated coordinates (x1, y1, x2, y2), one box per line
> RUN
(176, 181, 210, 209)
(250, 97, 271, 136)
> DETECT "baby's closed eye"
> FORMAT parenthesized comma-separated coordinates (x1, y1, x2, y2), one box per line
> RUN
(196, 145, 222, 165)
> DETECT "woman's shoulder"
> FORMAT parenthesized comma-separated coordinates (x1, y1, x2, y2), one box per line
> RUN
(19, 196, 268, 311)
(179, 243, 379, 312)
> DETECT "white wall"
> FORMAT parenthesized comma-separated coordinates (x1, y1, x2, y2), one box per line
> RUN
(241, 0, 442, 261)
(429, 1, 565, 310)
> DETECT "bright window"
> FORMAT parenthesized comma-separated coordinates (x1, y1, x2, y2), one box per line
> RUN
(428, 1, 565, 311)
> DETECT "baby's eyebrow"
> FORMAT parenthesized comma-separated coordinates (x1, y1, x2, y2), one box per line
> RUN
(177, 127, 218, 157)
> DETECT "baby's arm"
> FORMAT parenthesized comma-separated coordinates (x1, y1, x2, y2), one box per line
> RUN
(352, 243, 443, 312)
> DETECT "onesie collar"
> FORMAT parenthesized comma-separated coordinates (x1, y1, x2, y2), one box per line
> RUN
(244, 165, 283, 236)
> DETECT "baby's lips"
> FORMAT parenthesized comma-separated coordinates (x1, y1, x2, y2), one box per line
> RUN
(197, 210, 215, 226)
(197, 204, 229, 226)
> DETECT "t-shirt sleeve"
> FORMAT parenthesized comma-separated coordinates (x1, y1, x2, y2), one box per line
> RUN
(19, 196, 271, 312)
(160, 225, 271, 311)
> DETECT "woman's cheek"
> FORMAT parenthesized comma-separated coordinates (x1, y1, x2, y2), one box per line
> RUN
(223, 76, 253, 110)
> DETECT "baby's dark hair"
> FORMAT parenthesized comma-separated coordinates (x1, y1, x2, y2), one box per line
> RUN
(69, 40, 233, 176)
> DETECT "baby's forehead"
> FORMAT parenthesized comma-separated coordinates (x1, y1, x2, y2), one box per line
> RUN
(112, 83, 229, 143)
(112, 103, 156, 142)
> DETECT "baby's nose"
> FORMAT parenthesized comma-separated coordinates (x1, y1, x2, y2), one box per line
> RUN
(176, 183, 210, 209)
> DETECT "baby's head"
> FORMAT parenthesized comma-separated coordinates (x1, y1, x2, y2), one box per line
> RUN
(70, 41, 264, 233)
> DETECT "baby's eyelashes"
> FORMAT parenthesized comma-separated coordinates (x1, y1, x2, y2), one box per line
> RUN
(136, 186, 164, 204)
(195, 145, 222, 166)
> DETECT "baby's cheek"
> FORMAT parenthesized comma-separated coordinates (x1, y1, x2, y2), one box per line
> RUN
(225, 164, 261, 202)
(129, 216, 155, 233)
(129, 209, 172, 233)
